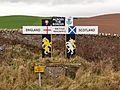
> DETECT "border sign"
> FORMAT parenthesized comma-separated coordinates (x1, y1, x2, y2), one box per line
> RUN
(22, 17, 98, 59)
(22, 26, 98, 35)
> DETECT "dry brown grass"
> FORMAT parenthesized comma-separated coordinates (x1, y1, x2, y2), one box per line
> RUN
(73, 60, 120, 90)
(0, 44, 120, 90)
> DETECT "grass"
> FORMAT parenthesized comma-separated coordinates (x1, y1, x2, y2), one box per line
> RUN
(0, 15, 51, 29)
(0, 44, 120, 90)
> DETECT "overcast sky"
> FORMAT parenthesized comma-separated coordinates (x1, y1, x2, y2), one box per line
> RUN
(0, 0, 120, 17)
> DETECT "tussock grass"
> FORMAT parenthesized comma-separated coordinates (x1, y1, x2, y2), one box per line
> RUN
(0, 44, 120, 90)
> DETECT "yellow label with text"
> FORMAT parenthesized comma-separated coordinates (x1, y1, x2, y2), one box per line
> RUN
(34, 66, 44, 73)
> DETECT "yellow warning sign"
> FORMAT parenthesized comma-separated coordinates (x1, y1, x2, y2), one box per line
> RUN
(34, 66, 45, 73)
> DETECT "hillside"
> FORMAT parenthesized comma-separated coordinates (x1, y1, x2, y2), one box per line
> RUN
(74, 13, 120, 34)
(0, 15, 50, 29)
(0, 14, 120, 34)
(0, 14, 120, 90)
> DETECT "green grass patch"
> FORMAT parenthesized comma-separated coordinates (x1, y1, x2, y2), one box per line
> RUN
(0, 15, 51, 29)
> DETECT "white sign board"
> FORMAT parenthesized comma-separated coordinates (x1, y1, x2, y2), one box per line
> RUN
(22, 26, 52, 34)
(22, 26, 98, 35)
(76, 26, 98, 35)
(50, 26, 67, 34)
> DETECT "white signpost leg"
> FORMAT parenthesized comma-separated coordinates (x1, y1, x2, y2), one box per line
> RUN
(39, 72, 41, 87)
